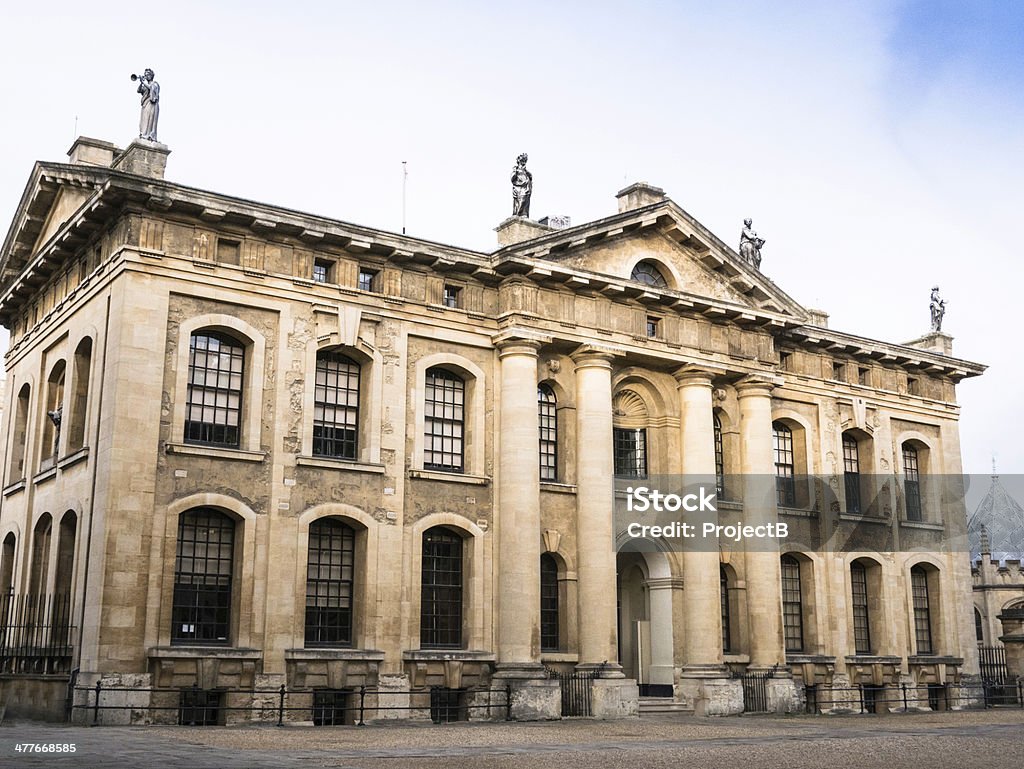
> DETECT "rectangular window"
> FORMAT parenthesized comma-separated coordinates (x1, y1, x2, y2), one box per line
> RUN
(538, 386, 558, 482)
(540, 554, 559, 652)
(903, 446, 922, 521)
(646, 317, 659, 338)
(851, 564, 871, 654)
(781, 557, 804, 652)
(185, 333, 244, 448)
(907, 377, 920, 396)
(312, 689, 354, 726)
(858, 367, 870, 386)
(313, 259, 335, 284)
(721, 568, 731, 653)
(779, 351, 792, 371)
(313, 353, 360, 460)
(305, 519, 355, 648)
(442, 285, 461, 308)
(217, 239, 240, 266)
(172, 510, 234, 645)
(843, 435, 862, 514)
(613, 427, 647, 479)
(421, 529, 463, 649)
(179, 689, 223, 726)
(358, 267, 379, 293)
(430, 688, 466, 723)
(832, 362, 846, 381)
(911, 568, 933, 655)
(424, 369, 465, 472)
(773, 424, 796, 507)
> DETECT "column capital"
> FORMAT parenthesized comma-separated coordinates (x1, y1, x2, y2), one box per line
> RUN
(570, 344, 620, 370)
(492, 329, 550, 357)
(735, 374, 779, 399)
(673, 364, 726, 388)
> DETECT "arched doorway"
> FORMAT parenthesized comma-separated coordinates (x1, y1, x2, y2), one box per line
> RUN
(617, 548, 675, 696)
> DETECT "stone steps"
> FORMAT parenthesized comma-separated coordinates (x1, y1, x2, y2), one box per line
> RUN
(638, 696, 692, 715)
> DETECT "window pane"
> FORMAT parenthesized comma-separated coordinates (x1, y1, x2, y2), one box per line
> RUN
(185, 332, 244, 448)
(421, 528, 463, 648)
(424, 369, 465, 472)
(305, 519, 356, 647)
(172, 509, 234, 644)
(313, 353, 361, 460)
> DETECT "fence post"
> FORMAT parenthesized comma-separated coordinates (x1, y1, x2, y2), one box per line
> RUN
(358, 685, 366, 726)
(505, 684, 512, 721)
(943, 684, 949, 712)
(858, 684, 865, 714)
(92, 680, 101, 726)
(277, 684, 285, 726)
(901, 683, 908, 711)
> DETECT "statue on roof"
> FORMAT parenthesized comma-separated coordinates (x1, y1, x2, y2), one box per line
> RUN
(511, 153, 533, 218)
(131, 68, 160, 142)
(739, 218, 764, 269)
(930, 286, 946, 332)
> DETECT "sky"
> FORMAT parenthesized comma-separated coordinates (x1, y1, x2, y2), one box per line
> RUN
(0, 0, 1020, 474)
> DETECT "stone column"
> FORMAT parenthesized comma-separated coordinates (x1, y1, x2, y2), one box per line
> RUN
(493, 334, 560, 719)
(571, 347, 621, 672)
(735, 376, 786, 670)
(675, 368, 742, 715)
(644, 577, 680, 691)
(495, 338, 544, 673)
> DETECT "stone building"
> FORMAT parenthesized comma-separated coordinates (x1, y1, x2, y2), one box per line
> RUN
(0, 135, 986, 723)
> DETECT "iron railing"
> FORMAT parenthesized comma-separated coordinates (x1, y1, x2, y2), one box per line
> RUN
(804, 681, 1023, 714)
(72, 681, 514, 726)
(546, 666, 601, 717)
(0, 591, 75, 675)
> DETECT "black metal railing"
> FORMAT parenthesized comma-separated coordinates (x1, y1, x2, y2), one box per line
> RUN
(804, 681, 1024, 714)
(739, 667, 776, 713)
(545, 663, 605, 717)
(0, 591, 75, 675)
(71, 681, 514, 726)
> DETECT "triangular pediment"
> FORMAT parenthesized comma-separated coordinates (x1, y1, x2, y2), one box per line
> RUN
(495, 201, 807, 319)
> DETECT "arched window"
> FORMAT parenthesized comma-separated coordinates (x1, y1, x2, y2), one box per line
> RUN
(714, 414, 725, 498)
(305, 518, 356, 647)
(424, 369, 465, 473)
(313, 352, 360, 460)
(902, 443, 922, 521)
(911, 565, 933, 654)
(29, 514, 52, 597)
(1, 532, 16, 597)
(851, 561, 871, 654)
(9, 384, 30, 481)
(172, 509, 235, 644)
(421, 527, 463, 648)
(540, 553, 559, 652)
(720, 565, 731, 653)
(538, 385, 557, 482)
(974, 608, 984, 644)
(185, 332, 244, 448)
(68, 338, 93, 451)
(630, 261, 668, 288)
(842, 433, 861, 514)
(781, 555, 804, 652)
(773, 422, 796, 507)
(54, 512, 77, 598)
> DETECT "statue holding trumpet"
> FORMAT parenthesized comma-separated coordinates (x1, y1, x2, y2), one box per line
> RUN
(130, 68, 160, 142)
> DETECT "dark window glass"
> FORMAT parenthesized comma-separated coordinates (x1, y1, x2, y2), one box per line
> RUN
(843, 433, 861, 514)
(613, 427, 647, 479)
(975, 609, 984, 643)
(646, 317, 659, 338)
(313, 353, 360, 460)
(714, 414, 725, 498)
(903, 444, 922, 521)
(630, 261, 668, 288)
(172, 509, 234, 644)
(424, 369, 465, 472)
(773, 422, 796, 507)
(179, 689, 223, 726)
(358, 268, 378, 292)
(540, 554, 559, 652)
(721, 566, 731, 653)
(421, 528, 463, 648)
(781, 555, 804, 652)
(912, 566, 933, 655)
(312, 689, 353, 726)
(185, 332, 244, 448)
(305, 518, 356, 647)
(313, 259, 334, 284)
(443, 285, 461, 308)
(851, 562, 871, 654)
(538, 385, 557, 482)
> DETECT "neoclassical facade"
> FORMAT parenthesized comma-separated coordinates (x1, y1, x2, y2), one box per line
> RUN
(0, 136, 985, 722)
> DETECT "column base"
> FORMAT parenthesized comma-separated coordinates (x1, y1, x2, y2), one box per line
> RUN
(680, 663, 730, 679)
(501, 678, 562, 721)
(591, 676, 639, 718)
(677, 675, 744, 716)
(576, 661, 626, 679)
(492, 662, 549, 680)
(763, 675, 801, 714)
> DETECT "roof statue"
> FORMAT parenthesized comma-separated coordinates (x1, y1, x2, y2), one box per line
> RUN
(131, 68, 160, 142)
(930, 286, 946, 332)
(511, 153, 532, 218)
(739, 218, 764, 270)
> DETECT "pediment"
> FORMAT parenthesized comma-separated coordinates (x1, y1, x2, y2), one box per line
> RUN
(498, 202, 807, 319)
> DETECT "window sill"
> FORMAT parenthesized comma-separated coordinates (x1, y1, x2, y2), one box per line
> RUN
(33, 465, 57, 485)
(402, 649, 496, 662)
(58, 446, 90, 470)
(786, 654, 835, 666)
(149, 645, 262, 660)
(2, 479, 26, 497)
(899, 520, 944, 531)
(844, 655, 902, 665)
(296, 456, 386, 473)
(540, 482, 577, 495)
(908, 655, 963, 666)
(778, 507, 818, 518)
(166, 443, 266, 463)
(285, 648, 385, 662)
(409, 469, 491, 485)
(838, 512, 890, 524)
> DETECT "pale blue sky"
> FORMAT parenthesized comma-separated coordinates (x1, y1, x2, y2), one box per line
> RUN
(0, 1, 1020, 472)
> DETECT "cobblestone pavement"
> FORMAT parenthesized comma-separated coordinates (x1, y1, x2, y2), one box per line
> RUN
(3, 709, 1023, 769)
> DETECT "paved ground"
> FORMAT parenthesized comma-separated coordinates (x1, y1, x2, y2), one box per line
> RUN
(2, 709, 1023, 769)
